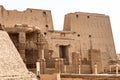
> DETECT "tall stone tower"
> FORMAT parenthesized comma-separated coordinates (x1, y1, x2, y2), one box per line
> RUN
(64, 12, 117, 73)
(0, 5, 54, 33)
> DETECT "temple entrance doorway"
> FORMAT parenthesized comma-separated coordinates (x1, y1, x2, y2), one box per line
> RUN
(59, 45, 69, 65)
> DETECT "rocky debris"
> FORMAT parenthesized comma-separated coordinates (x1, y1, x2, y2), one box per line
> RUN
(0, 30, 36, 80)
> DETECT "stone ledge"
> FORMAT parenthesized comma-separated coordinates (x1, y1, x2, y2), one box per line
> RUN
(61, 73, 120, 79)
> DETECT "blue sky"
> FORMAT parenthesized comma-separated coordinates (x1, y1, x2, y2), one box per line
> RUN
(0, 0, 120, 53)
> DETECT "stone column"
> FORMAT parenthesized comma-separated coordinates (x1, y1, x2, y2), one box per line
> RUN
(55, 58, 61, 73)
(116, 64, 119, 75)
(36, 61, 40, 76)
(78, 58, 81, 74)
(36, 30, 46, 74)
(64, 65, 67, 73)
(60, 58, 64, 73)
(94, 63, 97, 74)
(37, 47, 42, 60)
(40, 59, 46, 74)
(18, 32, 26, 62)
(41, 49, 45, 59)
(109, 65, 111, 73)
(78, 65, 81, 74)
(36, 30, 45, 61)
(57, 73, 60, 80)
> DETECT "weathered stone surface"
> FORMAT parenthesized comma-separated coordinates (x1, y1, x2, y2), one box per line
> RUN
(40, 74, 59, 80)
(61, 74, 120, 80)
(0, 30, 35, 80)
(0, 5, 53, 33)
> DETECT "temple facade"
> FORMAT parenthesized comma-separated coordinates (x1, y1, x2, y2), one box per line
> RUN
(0, 6, 118, 74)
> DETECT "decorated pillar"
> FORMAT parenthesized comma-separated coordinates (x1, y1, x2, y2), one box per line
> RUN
(36, 30, 45, 61)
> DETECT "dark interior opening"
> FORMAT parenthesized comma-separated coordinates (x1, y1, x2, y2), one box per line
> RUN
(44, 32, 47, 35)
(45, 25, 48, 28)
(89, 35, 92, 38)
(77, 34, 80, 37)
(76, 14, 79, 18)
(9, 33, 19, 49)
(59, 45, 69, 65)
(87, 16, 90, 18)
(43, 11, 46, 16)
(25, 49, 38, 69)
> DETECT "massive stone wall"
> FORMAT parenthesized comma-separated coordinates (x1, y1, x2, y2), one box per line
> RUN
(63, 12, 117, 71)
(0, 5, 54, 33)
(64, 12, 116, 59)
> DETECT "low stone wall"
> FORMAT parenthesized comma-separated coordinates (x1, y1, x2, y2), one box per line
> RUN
(40, 74, 59, 80)
(61, 74, 120, 80)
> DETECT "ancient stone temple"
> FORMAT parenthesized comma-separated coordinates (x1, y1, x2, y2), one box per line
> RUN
(0, 5, 119, 78)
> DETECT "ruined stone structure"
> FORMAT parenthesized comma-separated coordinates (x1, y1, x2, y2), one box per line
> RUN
(0, 5, 118, 76)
